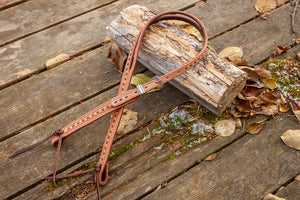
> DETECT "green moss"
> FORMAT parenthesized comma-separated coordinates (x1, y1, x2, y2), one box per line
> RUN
(262, 59, 300, 102)
(169, 153, 178, 161)
(109, 140, 140, 161)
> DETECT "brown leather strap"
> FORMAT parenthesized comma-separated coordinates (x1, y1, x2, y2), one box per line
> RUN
(12, 10, 208, 200)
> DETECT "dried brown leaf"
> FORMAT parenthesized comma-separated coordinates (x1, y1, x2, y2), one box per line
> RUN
(281, 130, 300, 150)
(260, 91, 278, 104)
(214, 120, 236, 137)
(253, 66, 272, 78)
(117, 109, 138, 135)
(107, 44, 127, 71)
(276, 46, 287, 55)
(204, 153, 218, 161)
(247, 119, 267, 134)
(242, 86, 264, 97)
(252, 104, 278, 116)
(233, 117, 243, 128)
(263, 193, 286, 200)
(255, 0, 276, 14)
(234, 99, 252, 113)
(219, 47, 243, 61)
(262, 78, 277, 89)
(239, 66, 259, 82)
(297, 51, 300, 59)
(289, 101, 300, 122)
(168, 20, 202, 40)
(229, 57, 248, 66)
(279, 103, 290, 112)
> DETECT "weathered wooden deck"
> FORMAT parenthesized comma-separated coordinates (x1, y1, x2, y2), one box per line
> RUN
(0, 0, 300, 199)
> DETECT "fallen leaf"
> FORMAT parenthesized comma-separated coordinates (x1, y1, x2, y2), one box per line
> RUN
(182, 25, 202, 41)
(295, 174, 300, 181)
(253, 66, 272, 78)
(289, 101, 300, 122)
(279, 103, 290, 112)
(276, 46, 287, 55)
(168, 20, 202, 41)
(130, 73, 151, 86)
(204, 153, 217, 161)
(234, 99, 252, 113)
(214, 120, 236, 136)
(230, 57, 248, 66)
(130, 74, 160, 93)
(107, 43, 127, 71)
(117, 109, 138, 135)
(277, 0, 284, 7)
(247, 119, 267, 134)
(297, 51, 300, 59)
(262, 78, 277, 89)
(242, 86, 264, 97)
(218, 47, 243, 61)
(46, 53, 69, 68)
(232, 117, 243, 128)
(252, 104, 278, 115)
(281, 129, 300, 150)
(263, 193, 286, 200)
(255, 0, 276, 14)
(239, 66, 260, 82)
(260, 91, 278, 104)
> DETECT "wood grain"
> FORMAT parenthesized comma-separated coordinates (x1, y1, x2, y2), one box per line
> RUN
(142, 115, 300, 200)
(0, 0, 116, 46)
(0, 77, 188, 199)
(0, 0, 200, 90)
(210, 4, 300, 64)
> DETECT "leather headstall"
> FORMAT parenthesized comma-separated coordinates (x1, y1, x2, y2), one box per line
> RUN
(10, 10, 208, 200)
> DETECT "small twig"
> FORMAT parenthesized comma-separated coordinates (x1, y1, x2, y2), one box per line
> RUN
(239, 37, 248, 49)
(291, 0, 300, 33)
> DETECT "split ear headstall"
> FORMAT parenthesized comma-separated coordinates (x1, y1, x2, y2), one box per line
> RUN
(10, 10, 208, 199)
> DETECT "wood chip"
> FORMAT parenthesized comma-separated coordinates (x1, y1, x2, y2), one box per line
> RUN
(204, 153, 217, 161)
(117, 109, 138, 135)
(45, 53, 69, 68)
(255, 0, 276, 14)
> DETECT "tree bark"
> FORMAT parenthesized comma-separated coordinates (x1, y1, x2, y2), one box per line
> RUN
(106, 5, 247, 115)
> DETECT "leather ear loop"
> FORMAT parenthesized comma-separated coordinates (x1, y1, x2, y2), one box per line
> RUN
(94, 10, 208, 198)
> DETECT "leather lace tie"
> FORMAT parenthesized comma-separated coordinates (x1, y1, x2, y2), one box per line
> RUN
(10, 10, 208, 200)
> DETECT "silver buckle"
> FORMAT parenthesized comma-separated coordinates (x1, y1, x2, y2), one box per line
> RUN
(137, 84, 145, 95)
(151, 76, 163, 89)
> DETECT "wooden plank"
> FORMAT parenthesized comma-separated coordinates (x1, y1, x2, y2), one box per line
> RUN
(107, 5, 247, 115)
(0, 0, 200, 89)
(14, 123, 159, 199)
(187, 0, 258, 38)
(210, 4, 300, 65)
(85, 127, 246, 199)
(0, 0, 24, 10)
(0, 75, 188, 199)
(0, 0, 116, 46)
(141, 115, 300, 200)
(275, 179, 300, 200)
(0, 45, 127, 141)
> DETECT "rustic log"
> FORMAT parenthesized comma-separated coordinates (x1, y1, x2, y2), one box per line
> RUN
(106, 5, 247, 115)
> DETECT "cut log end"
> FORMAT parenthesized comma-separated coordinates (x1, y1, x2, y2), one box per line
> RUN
(107, 5, 247, 115)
